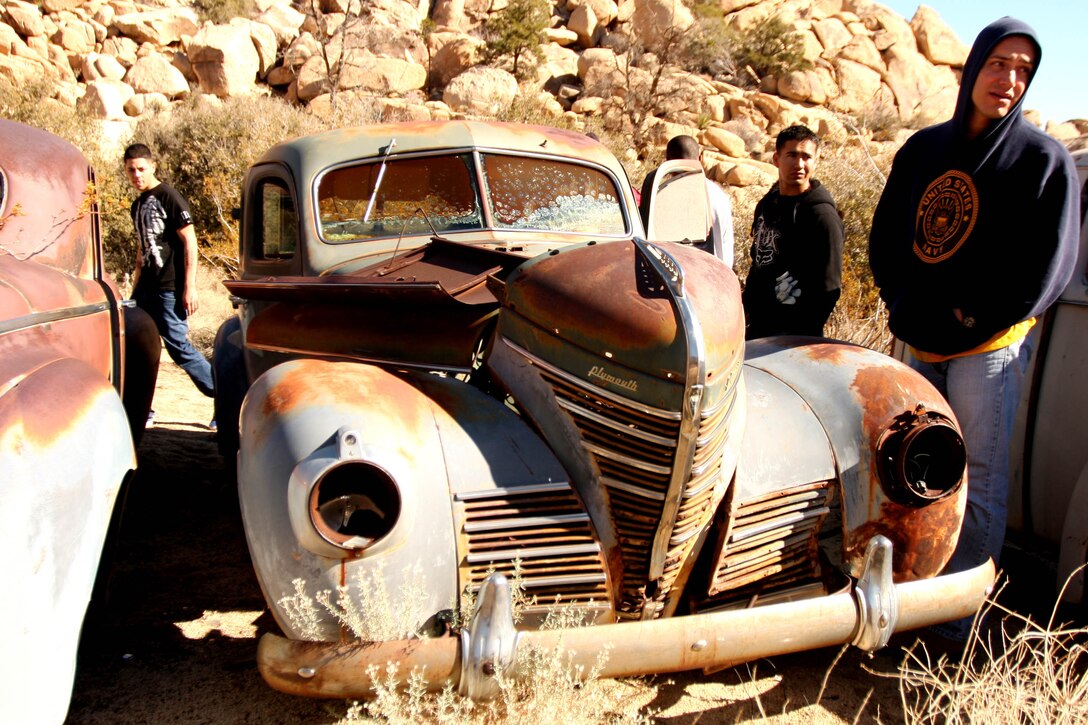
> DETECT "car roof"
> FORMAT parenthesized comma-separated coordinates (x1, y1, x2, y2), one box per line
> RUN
(253, 120, 624, 177)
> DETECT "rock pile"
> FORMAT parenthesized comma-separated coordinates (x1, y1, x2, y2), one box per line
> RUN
(1, 0, 1084, 185)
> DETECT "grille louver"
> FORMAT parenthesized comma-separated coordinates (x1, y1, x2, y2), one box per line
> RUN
(454, 482, 610, 610)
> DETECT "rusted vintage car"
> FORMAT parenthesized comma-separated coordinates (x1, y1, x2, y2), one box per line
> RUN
(0, 120, 159, 722)
(214, 121, 995, 700)
(1004, 148, 1088, 604)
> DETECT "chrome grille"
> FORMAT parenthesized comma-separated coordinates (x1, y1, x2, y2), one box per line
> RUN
(525, 348, 739, 620)
(455, 482, 610, 608)
(705, 481, 834, 601)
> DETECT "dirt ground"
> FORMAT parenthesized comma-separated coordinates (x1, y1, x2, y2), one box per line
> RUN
(63, 355, 1059, 724)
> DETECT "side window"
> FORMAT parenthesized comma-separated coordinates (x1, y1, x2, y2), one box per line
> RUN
(254, 179, 297, 260)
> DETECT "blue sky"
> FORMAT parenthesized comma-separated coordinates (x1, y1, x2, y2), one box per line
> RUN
(880, 2, 1087, 125)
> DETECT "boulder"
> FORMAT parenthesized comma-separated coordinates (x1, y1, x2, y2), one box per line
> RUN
(811, 17, 853, 56)
(443, 66, 518, 115)
(630, 0, 694, 54)
(830, 57, 883, 114)
(837, 34, 884, 72)
(569, 4, 601, 48)
(126, 52, 190, 98)
(77, 77, 135, 120)
(430, 33, 483, 88)
(339, 53, 427, 95)
(702, 126, 747, 157)
(112, 8, 199, 46)
(245, 19, 279, 78)
(52, 17, 96, 54)
(257, 3, 306, 46)
(882, 43, 957, 122)
(5, 1, 46, 38)
(188, 23, 261, 97)
(125, 91, 169, 117)
(910, 5, 968, 67)
(81, 52, 127, 82)
(101, 36, 139, 67)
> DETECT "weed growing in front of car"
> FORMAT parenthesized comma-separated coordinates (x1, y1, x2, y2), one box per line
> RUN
(891, 574, 1088, 723)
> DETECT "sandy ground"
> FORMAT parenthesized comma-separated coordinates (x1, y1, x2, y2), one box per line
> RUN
(64, 353, 1060, 723)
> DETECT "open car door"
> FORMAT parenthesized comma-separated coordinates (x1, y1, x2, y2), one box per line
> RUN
(641, 158, 712, 249)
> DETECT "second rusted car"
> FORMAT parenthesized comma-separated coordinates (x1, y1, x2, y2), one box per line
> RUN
(215, 121, 994, 699)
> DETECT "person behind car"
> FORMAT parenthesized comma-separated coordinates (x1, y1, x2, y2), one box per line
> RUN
(868, 18, 1080, 645)
(639, 135, 735, 266)
(741, 124, 844, 339)
(123, 144, 216, 417)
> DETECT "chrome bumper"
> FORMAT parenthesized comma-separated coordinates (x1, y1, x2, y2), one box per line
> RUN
(256, 537, 995, 700)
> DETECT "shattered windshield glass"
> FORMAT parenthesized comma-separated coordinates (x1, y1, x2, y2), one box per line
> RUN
(482, 154, 626, 235)
(317, 154, 483, 242)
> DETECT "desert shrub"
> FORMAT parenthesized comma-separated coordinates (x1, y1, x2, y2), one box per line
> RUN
(897, 583, 1088, 723)
(723, 16, 810, 87)
(191, 0, 258, 23)
(483, 0, 551, 79)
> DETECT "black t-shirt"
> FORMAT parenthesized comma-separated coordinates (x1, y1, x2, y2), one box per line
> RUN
(131, 183, 194, 293)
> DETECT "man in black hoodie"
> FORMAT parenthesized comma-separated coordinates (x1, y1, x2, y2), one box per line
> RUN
(742, 124, 844, 339)
(869, 18, 1079, 643)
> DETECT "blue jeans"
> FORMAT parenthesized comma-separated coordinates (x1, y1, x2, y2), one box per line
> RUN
(905, 334, 1034, 641)
(135, 288, 215, 398)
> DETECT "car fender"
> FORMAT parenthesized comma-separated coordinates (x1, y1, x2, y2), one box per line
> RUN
(239, 358, 574, 641)
(743, 338, 967, 580)
(0, 354, 135, 725)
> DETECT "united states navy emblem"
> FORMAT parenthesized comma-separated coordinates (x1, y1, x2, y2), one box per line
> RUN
(914, 170, 978, 263)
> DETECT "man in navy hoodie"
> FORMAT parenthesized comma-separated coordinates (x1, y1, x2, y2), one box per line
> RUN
(869, 18, 1080, 643)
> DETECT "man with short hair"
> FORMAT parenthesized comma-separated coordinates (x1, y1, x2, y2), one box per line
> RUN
(639, 134, 735, 266)
(124, 143, 215, 408)
(869, 18, 1080, 643)
(741, 124, 844, 339)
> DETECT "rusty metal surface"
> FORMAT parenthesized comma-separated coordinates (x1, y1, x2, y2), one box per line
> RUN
(744, 338, 965, 580)
(0, 120, 142, 725)
(0, 119, 96, 278)
(255, 558, 995, 699)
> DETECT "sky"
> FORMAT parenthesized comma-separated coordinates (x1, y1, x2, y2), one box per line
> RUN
(880, 1, 1087, 125)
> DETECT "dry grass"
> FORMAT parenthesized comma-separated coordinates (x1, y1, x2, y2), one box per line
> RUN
(895, 577, 1088, 724)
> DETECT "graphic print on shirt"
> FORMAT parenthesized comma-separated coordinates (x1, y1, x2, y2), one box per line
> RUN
(914, 170, 978, 263)
(751, 216, 780, 268)
(136, 195, 167, 270)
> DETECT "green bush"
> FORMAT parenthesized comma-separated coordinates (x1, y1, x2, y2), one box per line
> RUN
(191, 0, 258, 23)
(483, 0, 551, 78)
(724, 16, 810, 86)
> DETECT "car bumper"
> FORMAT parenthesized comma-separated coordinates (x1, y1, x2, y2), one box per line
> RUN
(255, 537, 995, 700)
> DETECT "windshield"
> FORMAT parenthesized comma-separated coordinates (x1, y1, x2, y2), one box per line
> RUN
(316, 151, 628, 243)
(318, 153, 483, 242)
(482, 153, 626, 235)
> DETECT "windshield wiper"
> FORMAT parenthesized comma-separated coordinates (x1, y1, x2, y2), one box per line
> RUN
(363, 138, 397, 223)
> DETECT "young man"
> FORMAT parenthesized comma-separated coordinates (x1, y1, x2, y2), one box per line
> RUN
(741, 125, 844, 339)
(868, 19, 1080, 642)
(639, 135, 735, 266)
(124, 144, 216, 411)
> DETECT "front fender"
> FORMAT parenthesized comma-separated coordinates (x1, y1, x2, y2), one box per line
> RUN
(238, 359, 579, 641)
(743, 338, 966, 580)
(0, 354, 134, 724)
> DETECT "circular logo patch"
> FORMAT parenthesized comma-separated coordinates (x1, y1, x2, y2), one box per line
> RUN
(914, 170, 978, 263)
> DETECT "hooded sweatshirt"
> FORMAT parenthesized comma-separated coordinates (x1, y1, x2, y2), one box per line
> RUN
(868, 17, 1080, 357)
(742, 178, 844, 338)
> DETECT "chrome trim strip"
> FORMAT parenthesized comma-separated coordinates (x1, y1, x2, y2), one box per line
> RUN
(582, 441, 671, 475)
(454, 482, 573, 501)
(601, 476, 666, 502)
(467, 572, 609, 590)
(501, 337, 681, 420)
(463, 513, 590, 533)
(0, 301, 110, 336)
(556, 398, 678, 447)
(731, 506, 831, 542)
(465, 543, 602, 564)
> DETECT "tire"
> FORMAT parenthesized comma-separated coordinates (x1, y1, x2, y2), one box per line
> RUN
(213, 316, 248, 458)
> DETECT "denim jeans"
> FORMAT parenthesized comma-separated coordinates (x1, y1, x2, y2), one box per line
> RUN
(905, 334, 1034, 641)
(135, 288, 215, 398)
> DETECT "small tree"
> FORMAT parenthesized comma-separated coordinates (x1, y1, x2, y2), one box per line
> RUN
(483, 0, 551, 78)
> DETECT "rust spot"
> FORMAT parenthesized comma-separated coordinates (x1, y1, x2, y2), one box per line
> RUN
(845, 494, 962, 579)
